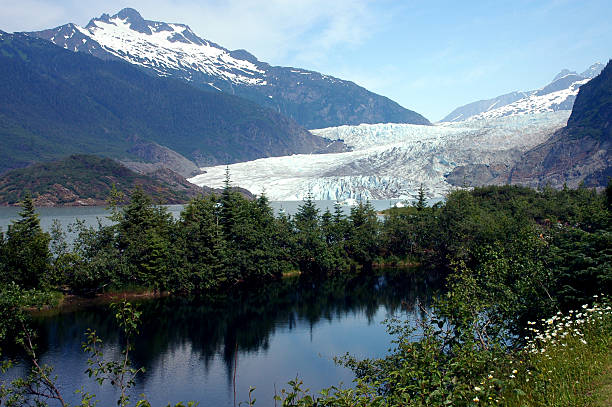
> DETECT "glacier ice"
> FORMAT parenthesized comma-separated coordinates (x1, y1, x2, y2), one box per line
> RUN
(188, 112, 570, 201)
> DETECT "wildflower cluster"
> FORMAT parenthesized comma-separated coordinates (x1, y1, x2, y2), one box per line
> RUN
(508, 295, 612, 406)
(524, 295, 611, 355)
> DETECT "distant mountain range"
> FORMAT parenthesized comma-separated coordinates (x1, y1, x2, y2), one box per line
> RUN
(0, 31, 343, 175)
(190, 61, 611, 200)
(28, 8, 430, 129)
(441, 63, 604, 122)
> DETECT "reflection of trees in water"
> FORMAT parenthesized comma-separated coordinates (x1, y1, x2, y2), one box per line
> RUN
(32, 269, 442, 389)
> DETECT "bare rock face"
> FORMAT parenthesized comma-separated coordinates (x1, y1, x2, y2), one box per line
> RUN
(445, 163, 511, 187)
(508, 130, 610, 188)
(121, 137, 201, 178)
(509, 60, 611, 189)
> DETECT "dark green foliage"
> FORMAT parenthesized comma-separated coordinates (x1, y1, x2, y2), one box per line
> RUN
(114, 188, 177, 291)
(0, 195, 51, 288)
(0, 32, 326, 174)
(178, 195, 226, 291)
(566, 59, 612, 140)
(607, 178, 612, 210)
(3, 182, 609, 318)
(218, 175, 292, 283)
(0, 154, 203, 205)
(1, 181, 611, 406)
(547, 227, 611, 309)
(292, 193, 331, 275)
(346, 201, 380, 269)
(415, 184, 427, 211)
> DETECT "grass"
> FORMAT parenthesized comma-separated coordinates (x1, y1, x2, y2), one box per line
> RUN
(505, 297, 612, 407)
(589, 350, 612, 407)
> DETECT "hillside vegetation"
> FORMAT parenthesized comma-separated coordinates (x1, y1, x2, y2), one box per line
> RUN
(0, 155, 207, 205)
(0, 32, 335, 174)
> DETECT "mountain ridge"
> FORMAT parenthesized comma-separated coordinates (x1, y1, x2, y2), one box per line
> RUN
(0, 31, 339, 174)
(27, 8, 431, 129)
(441, 62, 604, 122)
(508, 60, 612, 188)
(0, 155, 205, 206)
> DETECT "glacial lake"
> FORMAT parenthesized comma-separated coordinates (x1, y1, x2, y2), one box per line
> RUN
(0, 199, 432, 239)
(5, 272, 440, 406)
(1, 200, 441, 405)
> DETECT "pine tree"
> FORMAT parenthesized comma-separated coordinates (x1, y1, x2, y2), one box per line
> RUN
(293, 193, 329, 275)
(116, 188, 175, 289)
(347, 200, 380, 269)
(1, 195, 51, 288)
(416, 184, 427, 211)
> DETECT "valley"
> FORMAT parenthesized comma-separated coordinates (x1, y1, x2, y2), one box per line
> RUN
(0, 5, 610, 407)
(189, 112, 570, 200)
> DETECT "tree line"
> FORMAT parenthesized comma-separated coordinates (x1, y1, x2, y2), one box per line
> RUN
(0, 178, 611, 406)
(0, 178, 610, 312)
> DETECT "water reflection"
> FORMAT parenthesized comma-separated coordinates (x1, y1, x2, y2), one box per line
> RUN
(13, 270, 441, 406)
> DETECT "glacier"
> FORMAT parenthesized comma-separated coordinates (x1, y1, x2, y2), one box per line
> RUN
(189, 111, 570, 201)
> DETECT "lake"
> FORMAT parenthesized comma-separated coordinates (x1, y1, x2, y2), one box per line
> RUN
(5, 271, 440, 406)
(0, 200, 420, 240)
(0, 200, 408, 228)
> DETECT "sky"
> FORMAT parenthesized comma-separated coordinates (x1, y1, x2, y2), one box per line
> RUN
(0, 0, 610, 122)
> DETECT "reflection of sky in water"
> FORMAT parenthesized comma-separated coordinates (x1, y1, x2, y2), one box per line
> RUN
(4, 274, 435, 407)
(0, 203, 435, 406)
(125, 305, 422, 406)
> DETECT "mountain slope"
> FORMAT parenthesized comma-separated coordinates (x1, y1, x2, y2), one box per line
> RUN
(441, 63, 604, 122)
(0, 31, 336, 174)
(509, 60, 612, 188)
(0, 155, 208, 206)
(28, 8, 430, 128)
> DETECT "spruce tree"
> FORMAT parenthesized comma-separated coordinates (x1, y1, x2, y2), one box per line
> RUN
(2, 195, 51, 288)
(416, 184, 427, 211)
(293, 193, 328, 275)
(347, 200, 380, 269)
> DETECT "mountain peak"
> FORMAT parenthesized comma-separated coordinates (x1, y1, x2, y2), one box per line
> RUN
(97, 7, 151, 34)
(552, 68, 577, 82)
(580, 62, 604, 79)
(114, 7, 144, 22)
(27, 9, 430, 128)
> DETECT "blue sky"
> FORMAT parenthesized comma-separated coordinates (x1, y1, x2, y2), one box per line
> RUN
(1, 0, 610, 121)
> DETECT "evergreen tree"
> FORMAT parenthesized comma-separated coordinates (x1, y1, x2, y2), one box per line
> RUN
(346, 201, 380, 269)
(1, 195, 51, 288)
(178, 195, 226, 291)
(607, 178, 612, 211)
(116, 188, 175, 290)
(245, 192, 291, 280)
(321, 207, 348, 272)
(274, 209, 297, 270)
(415, 184, 427, 211)
(293, 193, 330, 275)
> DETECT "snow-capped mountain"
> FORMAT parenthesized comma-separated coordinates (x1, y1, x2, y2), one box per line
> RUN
(34, 8, 265, 86)
(188, 112, 570, 201)
(28, 8, 429, 129)
(441, 63, 604, 122)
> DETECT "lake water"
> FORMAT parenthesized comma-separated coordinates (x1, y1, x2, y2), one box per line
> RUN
(1, 201, 441, 405)
(0, 200, 417, 238)
(6, 272, 440, 406)
(0, 200, 405, 225)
